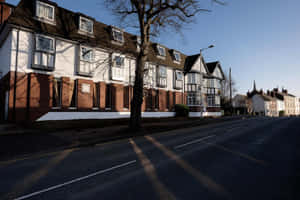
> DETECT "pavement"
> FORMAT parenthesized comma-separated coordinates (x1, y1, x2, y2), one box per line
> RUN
(0, 117, 299, 200)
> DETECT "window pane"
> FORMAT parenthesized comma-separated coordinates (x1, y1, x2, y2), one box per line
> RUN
(42, 53, 48, 66)
(159, 66, 166, 77)
(34, 52, 41, 65)
(48, 54, 54, 67)
(115, 56, 124, 67)
(37, 36, 54, 52)
(113, 30, 123, 42)
(81, 47, 93, 62)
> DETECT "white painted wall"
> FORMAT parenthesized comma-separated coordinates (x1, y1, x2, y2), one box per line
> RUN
(7, 28, 185, 93)
(252, 94, 266, 113)
(0, 31, 12, 77)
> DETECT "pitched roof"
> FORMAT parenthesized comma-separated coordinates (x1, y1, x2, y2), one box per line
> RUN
(183, 54, 199, 73)
(5, 0, 188, 70)
(206, 61, 219, 74)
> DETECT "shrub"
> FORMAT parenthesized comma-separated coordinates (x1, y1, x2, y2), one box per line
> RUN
(174, 104, 189, 117)
(279, 111, 285, 117)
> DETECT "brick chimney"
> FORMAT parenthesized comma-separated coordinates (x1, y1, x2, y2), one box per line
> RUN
(0, 0, 14, 25)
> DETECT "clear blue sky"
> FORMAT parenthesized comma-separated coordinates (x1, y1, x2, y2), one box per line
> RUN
(7, 0, 300, 97)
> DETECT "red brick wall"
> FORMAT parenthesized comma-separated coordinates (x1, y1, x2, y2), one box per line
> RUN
(61, 77, 71, 108)
(28, 73, 53, 121)
(77, 79, 93, 109)
(111, 83, 124, 112)
(99, 81, 106, 111)
(159, 89, 167, 112)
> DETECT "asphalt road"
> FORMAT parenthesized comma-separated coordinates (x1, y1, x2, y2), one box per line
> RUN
(0, 117, 299, 200)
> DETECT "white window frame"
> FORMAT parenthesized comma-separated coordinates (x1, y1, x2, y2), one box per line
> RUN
(36, 1, 55, 22)
(173, 51, 181, 62)
(33, 34, 55, 70)
(111, 54, 125, 81)
(157, 45, 166, 57)
(112, 28, 124, 43)
(79, 16, 94, 34)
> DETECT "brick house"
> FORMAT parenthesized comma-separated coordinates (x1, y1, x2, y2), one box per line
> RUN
(0, 0, 225, 122)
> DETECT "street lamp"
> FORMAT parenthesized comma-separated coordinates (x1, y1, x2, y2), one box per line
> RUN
(199, 45, 214, 117)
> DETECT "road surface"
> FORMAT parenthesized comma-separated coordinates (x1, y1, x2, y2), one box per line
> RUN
(0, 117, 299, 200)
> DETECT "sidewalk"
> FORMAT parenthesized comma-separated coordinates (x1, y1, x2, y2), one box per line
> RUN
(0, 116, 247, 162)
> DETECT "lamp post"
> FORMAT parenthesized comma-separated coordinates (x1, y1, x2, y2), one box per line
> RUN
(199, 45, 214, 117)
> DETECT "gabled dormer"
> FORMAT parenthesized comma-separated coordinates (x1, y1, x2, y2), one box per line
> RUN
(35, 0, 56, 25)
(109, 26, 124, 45)
(77, 13, 94, 36)
(155, 44, 166, 59)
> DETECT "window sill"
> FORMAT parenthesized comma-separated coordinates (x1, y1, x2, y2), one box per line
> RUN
(156, 55, 166, 60)
(111, 40, 124, 46)
(92, 107, 100, 110)
(34, 16, 56, 26)
(52, 107, 61, 110)
(78, 30, 95, 38)
(68, 107, 77, 110)
(32, 65, 55, 71)
(77, 71, 93, 77)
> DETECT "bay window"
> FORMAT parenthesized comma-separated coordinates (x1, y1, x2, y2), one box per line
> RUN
(78, 46, 95, 76)
(187, 93, 201, 105)
(174, 70, 183, 89)
(157, 66, 167, 88)
(33, 35, 55, 70)
(111, 55, 125, 81)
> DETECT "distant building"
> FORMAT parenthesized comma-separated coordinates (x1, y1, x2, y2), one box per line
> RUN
(232, 94, 251, 114)
(271, 88, 297, 116)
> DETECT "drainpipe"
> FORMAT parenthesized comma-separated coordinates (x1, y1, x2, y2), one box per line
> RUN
(12, 29, 19, 122)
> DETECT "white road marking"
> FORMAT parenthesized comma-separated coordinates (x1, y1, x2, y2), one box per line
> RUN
(14, 160, 137, 200)
(174, 135, 216, 149)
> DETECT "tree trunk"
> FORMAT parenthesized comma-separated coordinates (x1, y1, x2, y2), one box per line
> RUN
(130, 52, 147, 130)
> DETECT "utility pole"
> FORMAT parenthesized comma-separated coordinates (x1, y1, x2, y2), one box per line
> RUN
(229, 67, 232, 114)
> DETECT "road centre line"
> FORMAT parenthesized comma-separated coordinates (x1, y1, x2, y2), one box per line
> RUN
(14, 160, 137, 200)
(174, 135, 216, 149)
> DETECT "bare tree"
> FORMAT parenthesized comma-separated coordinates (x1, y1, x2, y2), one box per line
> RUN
(104, 0, 223, 129)
(221, 70, 237, 108)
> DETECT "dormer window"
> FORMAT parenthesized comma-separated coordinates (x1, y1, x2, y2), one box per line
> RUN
(157, 45, 166, 57)
(79, 16, 93, 34)
(36, 1, 55, 23)
(112, 28, 124, 43)
(173, 51, 181, 62)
